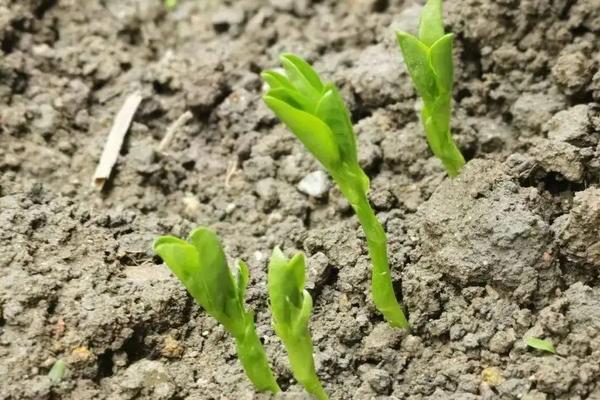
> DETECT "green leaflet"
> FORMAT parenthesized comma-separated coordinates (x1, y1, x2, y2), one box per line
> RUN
(396, 32, 437, 103)
(281, 54, 324, 94)
(48, 359, 66, 384)
(280, 54, 323, 104)
(153, 235, 216, 316)
(263, 95, 340, 170)
(429, 33, 454, 94)
(418, 0, 445, 46)
(268, 249, 328, 400)
(315, 85, 359, 165)
(153, 228, 280, 393)
(526, 337, 556, 354)
(269, 248, 305, 322)
(261, 71, 295, 91)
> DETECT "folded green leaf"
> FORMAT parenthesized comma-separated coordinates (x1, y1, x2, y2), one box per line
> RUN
(268, 249, 328, 400)
(261, 71, 294, 91)
(315, 85, 359, 165)
(396, 32, 437, 103)
(48, 359, 66, 384)
(418, 0, 445, 46)
(429, 33, 454, 94)
(526, 337, 556, 354)
(263, 95, 340, 170)
(281, 54, 323, 104)
(153, 228, 280, 393)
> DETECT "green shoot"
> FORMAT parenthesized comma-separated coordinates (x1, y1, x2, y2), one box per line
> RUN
(48, 359, 66, 384)
(164, 0, 177, 9)
(153, 228, 280, 393)
(268, 248, 328, 400)
(261, 54, 409, 329)
(525, 337, 556, 354)
(396, 0, 465, 177)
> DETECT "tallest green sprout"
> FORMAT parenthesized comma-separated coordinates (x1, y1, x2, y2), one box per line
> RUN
(396, 0, 465, 177)
(261, 54, 408, 329)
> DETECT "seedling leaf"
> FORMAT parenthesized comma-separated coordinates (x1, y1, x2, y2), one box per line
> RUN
(263, 95, 340, 169)
(268, 249, 328, 400)
(526, 337, 556, 354)
(48, 359, 66, 384)
(396, 0, 465, 177)
(315, 86, 359, 165)
(429, 33, 454, 94)
(418, 0, 445, 46)
(153, 228, 280, 393)
(396, 32, 437, 103)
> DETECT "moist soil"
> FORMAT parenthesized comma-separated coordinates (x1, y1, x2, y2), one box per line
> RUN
(1, 0, 600, 399)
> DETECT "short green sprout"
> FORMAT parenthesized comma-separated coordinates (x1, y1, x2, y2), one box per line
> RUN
(261, 54, 409, 329)
(396, 0, 465, 177)
(525, 337, 556, 354)
(268, 248, 328, 400)
(153, 228, 280, 393)
(164, 0, 177, 9)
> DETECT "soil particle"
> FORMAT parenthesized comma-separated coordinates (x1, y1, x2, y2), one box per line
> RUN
(554, 188, 600, 270)
(545, 104, 599, 147)
(528, 138, 584, 182)
(552, 51, 595, 97)
(413, 159, 553, 296)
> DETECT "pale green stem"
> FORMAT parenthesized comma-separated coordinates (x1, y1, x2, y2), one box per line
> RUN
(335, 169, 409, 329)
(233, 315, 281, 393)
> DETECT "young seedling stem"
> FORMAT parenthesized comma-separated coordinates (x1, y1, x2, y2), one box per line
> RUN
(153, 228, 280, 393)
(396, 0, 465, 177)
(268, 249, 328, 399)
(262, 55, 409, 329)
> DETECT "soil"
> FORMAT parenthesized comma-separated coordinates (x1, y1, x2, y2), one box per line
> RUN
(1, 0, 600, 399)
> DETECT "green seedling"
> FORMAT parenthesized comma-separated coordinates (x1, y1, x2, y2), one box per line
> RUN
(261, 54, 409, 329)
(268, 248, 328, 400)
(525, 337, 556, 354)
(164, 0, 177, 9)
(153, 228, 280, 393)
(48, 359, 66, 384)
(396, 0, 465, 177)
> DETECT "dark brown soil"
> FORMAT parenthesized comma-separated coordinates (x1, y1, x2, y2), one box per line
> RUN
(1, 0, 599, 399)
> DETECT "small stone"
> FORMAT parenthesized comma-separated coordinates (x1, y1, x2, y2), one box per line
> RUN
(552, 51, 594, 97)
(306, 252, 330, 290)
(545, 104, 596, 147)
(489, 329, 516, 354)
(362, 323, 404, 359)
(297, 170, 330, 198)
(182, 195, 201, 216)
(70, 346, 92, 363)
(255, 178, 279, 210)
(161, 336, 184, 359)
(212, 7, 245, 33)
(364, 367, 392, 394)
(32, 104, 58, 135)
(482, 367, 505, 387)
(511, 92, 565, 134)
(529, 138, 583, 181)
(463, 333, 480, 349)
